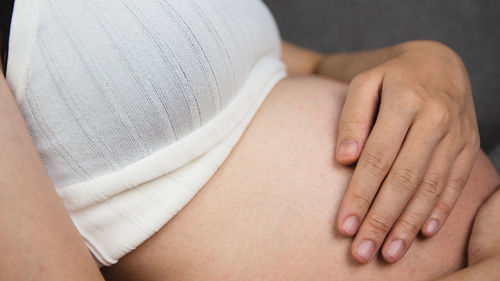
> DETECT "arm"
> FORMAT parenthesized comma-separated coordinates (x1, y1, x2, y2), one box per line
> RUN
(281, 40, 400, 81)
(436, 258, 500, 281)
(282, 40, 455, 82)
(436, 188, 500, 281)
(0, 40, 104, 280)
(280, 41, 325, 76)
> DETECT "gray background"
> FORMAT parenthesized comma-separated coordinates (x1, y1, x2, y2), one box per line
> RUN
(263, 0, 500, 168)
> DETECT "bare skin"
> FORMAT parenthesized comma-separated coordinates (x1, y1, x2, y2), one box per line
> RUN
(102, 76, 500, 281)
(0, 63, 104, 280)
(0, 30, 498, 280)
(284, 41, 480, 263)
(436, 188, 500, 281)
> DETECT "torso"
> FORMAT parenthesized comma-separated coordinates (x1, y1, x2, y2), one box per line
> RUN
(103, 76, 500, 280)
(6, 0, 286, 265)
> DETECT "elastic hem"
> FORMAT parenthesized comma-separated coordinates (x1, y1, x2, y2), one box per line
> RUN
(65, 57, 287, 266)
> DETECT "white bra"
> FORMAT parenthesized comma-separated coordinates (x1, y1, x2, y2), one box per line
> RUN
(7, 0, 286, 265)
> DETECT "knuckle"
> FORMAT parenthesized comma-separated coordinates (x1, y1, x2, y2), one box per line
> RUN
(352, 71, 372, 84)
(447, 176, 467, 194)
(350, 73, 371, 90)
(428, 102, 451, 129)
(400, 88, 424, 113)
(341, 112, 367, 132)
(366, 211, 392, 235)
(360, 150, 390, 177)
(350, 190, 373, 209)
(435, 200, 454, 217)
(420, 172, 443, 199)
(448, 127, 464, 147)
(388, 168, 418, 194)
(469, 132, 481, 151)
(456, 98, 467, 114)
(398, 215, 422, 236)
(460, 118, 480, 150)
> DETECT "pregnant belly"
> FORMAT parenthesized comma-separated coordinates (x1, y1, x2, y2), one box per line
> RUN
(102, 76, 499, 281)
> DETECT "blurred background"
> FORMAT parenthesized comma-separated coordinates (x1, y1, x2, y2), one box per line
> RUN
(263, 0, 500, 170)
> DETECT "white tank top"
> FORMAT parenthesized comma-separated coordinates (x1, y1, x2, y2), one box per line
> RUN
(7, 0, 286, 265)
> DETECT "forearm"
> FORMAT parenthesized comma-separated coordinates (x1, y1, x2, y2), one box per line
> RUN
(281, 40, 398, 80)
(281, 41, 325, 76)
(282, 40, 454, 83)
(441, 187, 500, 281)
(315, 45, 400, 82)
(0, 75, 104, 280)
(435, 257, 500, 281)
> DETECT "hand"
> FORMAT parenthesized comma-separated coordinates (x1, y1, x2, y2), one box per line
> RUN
(327, 41, 480, 263)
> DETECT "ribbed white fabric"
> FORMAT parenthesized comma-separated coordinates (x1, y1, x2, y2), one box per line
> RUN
(7, 0, 286, 265)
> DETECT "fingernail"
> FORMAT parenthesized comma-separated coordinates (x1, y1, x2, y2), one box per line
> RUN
(342, 216, 359, 236)
(425, 219, 439, 235)
(356, 240, 375, 262)
(386, 239, 405, 261)
(338, 141, 358, 159)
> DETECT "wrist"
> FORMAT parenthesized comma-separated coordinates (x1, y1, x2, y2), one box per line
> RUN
(396, 40, 459, 60)
(315, 45, 399, 82)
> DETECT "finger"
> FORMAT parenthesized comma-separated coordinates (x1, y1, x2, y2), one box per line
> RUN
(421, 147, 477, 237)
(381, 138, 458, 263)
(350, 118, 445, 263)
(336, 71, 383, 164)
(337, 90, 417, 237)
